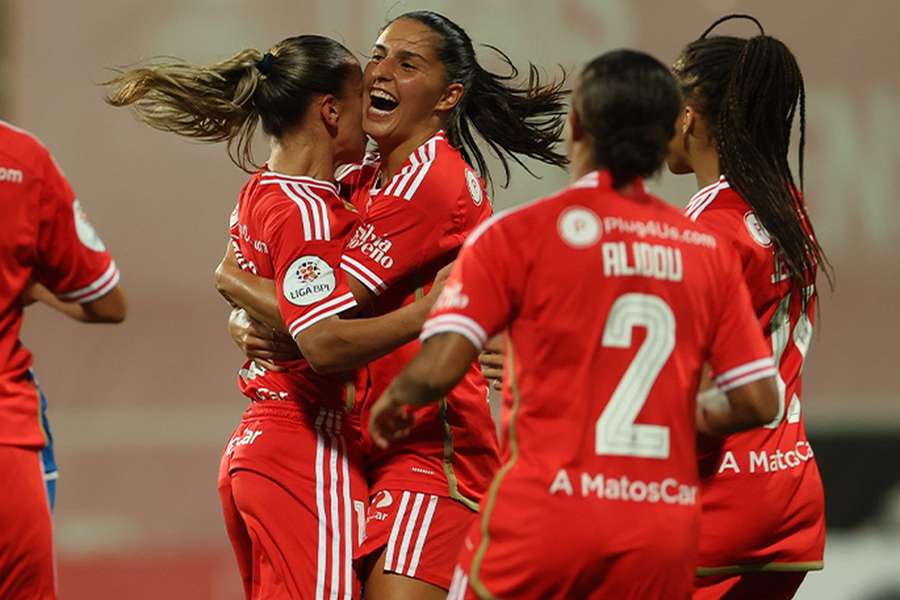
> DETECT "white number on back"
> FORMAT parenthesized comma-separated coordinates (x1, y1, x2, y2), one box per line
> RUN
(596, 294, 675, 459)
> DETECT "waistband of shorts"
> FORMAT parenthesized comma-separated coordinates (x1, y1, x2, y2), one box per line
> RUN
(242, 401, 358, 435)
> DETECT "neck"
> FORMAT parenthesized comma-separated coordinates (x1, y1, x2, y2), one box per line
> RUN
(267, 129, 334, 182)
(691, 143, 722, 189)
(568, 143, 598, 183)
(379, 122, 442, 181)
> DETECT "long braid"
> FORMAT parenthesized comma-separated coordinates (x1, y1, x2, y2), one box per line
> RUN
(675, 15, 832, 304)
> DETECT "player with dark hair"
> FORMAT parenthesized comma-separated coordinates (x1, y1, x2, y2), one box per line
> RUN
(107, 34, 452, 599)
(667, 14, 829, 599)
(0, 120, 126, 600)
(369, 48, 780, 600)
(218, 11, 571, 599)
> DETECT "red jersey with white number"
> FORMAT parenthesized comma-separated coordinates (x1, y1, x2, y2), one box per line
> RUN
(422, 170, 775, 545)
(339, 131, 500, 508)
(230, 171, 359, 413)
(685, 176, 825, 572)
(0, 121, 119, 448)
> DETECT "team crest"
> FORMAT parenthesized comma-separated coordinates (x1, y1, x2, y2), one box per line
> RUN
(743, 211, 772, 247)
(73, 199, 107, 252)
(283, 255, 336, 306)
(465, 169, 484, 206)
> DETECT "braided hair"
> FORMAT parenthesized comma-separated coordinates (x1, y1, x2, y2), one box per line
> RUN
(674, 14, 831, 298)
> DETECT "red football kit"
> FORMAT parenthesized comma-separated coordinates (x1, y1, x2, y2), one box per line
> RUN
(217, 170, 365, 600)
(0, 121, 120, 600)
(685, 177, 825, 594)
(429, 170, 776, 600)
(338, 131, 501, 589)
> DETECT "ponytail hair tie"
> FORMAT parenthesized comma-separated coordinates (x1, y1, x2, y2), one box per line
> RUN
(257, 52, 275, 75)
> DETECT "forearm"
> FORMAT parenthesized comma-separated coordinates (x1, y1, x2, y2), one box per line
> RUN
(388, 333, 478, 407)
(696, 383, 776, 436)
(303, 300, 429, 373)
(215, 263, 285, 332)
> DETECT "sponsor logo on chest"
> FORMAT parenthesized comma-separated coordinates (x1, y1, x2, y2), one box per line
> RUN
(347, 223, 394, 268)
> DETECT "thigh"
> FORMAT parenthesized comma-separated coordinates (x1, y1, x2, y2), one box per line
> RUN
(0, 445, 56, 600)
(359, 490, 476, 593)
(227, 419, 363, 600)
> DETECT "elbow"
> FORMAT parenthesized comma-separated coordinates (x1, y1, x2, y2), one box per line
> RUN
(84, 288, 127, 323)
(214, 262, 230, 298)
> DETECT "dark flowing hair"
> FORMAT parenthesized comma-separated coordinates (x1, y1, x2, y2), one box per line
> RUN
(391, 11, 569, 189)
(674, 14, 831, 297)
(105, 35, 358, 171)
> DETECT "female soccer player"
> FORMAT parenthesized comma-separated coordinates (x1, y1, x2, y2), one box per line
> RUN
(368, 47, 781, 600)
(0, 120, 126, 600)
(218, 11, 569, 599)
(106, 35, 449, 599)
(666, 14, 830, 600)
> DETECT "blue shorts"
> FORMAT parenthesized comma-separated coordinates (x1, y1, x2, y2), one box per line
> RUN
(29, 371, 58, 510)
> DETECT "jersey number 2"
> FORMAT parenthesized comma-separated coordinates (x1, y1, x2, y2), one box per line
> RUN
(596, 294, 675, 460)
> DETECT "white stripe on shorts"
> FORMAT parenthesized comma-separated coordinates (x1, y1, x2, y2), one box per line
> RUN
(384, 491, 411, 571)
(394, 492, 425, 574)
(406, 495, 438, 577)
(315, 433, 327, 600)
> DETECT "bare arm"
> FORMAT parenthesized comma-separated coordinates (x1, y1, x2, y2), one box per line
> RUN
(478, 335, 505, 391)
(218, 240, 453, 373)
(369, 332, 477, 448)
(23, 280, 126, 323)
(696, 377, 779, 436)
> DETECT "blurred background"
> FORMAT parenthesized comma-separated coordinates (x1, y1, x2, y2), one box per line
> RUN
(4, 0, 898, 598)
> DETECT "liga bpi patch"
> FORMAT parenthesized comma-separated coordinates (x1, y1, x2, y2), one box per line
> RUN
(283, 255, 336, 306)
(73, 198, 107, 252)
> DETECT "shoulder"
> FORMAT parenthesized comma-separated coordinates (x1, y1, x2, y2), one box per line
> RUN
(383, 134, 473, 206)
(0, 121, 55, 180)
(252, 173, 346, 239)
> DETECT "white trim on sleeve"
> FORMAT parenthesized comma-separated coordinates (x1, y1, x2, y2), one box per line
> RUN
(57, 261, 120, 303)
(420, 313, 489, 350)
(288, 292, 357, 337)
(715, 357, 777, 392)
(340, 255, 387, 293)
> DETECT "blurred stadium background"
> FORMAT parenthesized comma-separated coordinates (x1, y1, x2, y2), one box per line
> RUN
(4, 0, 898, 598)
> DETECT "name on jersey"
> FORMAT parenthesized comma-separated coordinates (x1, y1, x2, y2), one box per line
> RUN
(602, 242, 684, 282)
(715, 441, 814, 476)
(549, 469, 698, 506)
(0, 166, 23, 184)
(347, 223, 394, 268)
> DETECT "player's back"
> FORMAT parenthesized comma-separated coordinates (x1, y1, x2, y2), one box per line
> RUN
(230, 171, 359, 413)
(496, 171, 727, 494)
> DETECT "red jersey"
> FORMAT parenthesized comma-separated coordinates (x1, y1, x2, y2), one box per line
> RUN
(339, 131, 500, 507)
(422, 170, 775, 536)
(685, 176, 825, 572)
(230, 171, 359, 413)
(0, 121, 119, 448)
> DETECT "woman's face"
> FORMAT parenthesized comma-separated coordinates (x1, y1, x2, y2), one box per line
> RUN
(362, 18, 453, 149)
(333, 63, 367, 164)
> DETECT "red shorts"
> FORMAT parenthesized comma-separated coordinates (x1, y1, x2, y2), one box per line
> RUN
(218, 403, 367, 600)
(448, 490, 698, 600)
(356, 489, 477, 590)
(0, 445, 56, 599)
(693, 571, 807, 599)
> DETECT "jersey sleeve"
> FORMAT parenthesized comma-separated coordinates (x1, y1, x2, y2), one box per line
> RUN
(33, 150, 120, 303)
(419, 215, 519, 351)
(264, 200, 358, 338)
(707, 247, 777, 391)
(341, 166, 484, 295)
